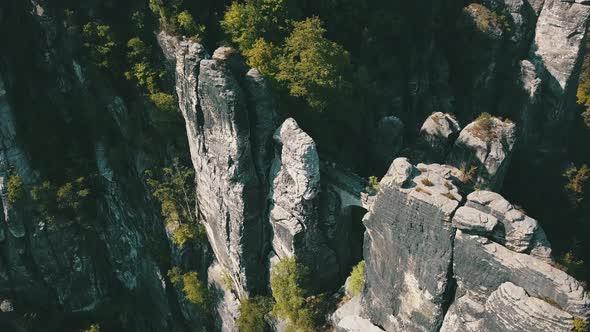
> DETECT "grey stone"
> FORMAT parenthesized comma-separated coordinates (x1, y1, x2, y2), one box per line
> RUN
(419, 112, 461, 161)
(453, 230, 590, 317)
(452, 206, 499, 235)
(447, 117, 517, 191)
(361, 162, 461, 331)
(465, 190, 552, 258)
(483, 282, 575, 332)
(332, 296, 384, 332)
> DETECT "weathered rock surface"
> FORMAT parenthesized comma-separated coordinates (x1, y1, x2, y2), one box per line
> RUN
(447, 116, 517, 191)
(351, 158, 589, 332)
(332, 296, 384, 332)
(361, 160, 461, 331)
(527, 0, 590, 149)
(465, 190, 552, 259)
(160, 33, 274, 297)
(269, 118, 339, 287)
(418, 112, 461, 162)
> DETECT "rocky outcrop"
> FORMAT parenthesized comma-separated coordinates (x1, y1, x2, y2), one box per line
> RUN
(447, 116, 517, 191)
(524, 0, 590, 150)
(418, 112, 461, 162)
(159, 33, 275, 298)
(361, 159, 461, 331)
(269, 118, 340, 288)
(342, 158, 590, 332)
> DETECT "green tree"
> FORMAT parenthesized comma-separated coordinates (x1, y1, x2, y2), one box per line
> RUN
(221, 0, 299, 52)
(244, 38, 281, 77)
(126, 37, 150, 63)
(149, 92, 177, 113)
(574, 317, 588, 332)
(177, 10, 205, 38)
(83, 324, 101, 332)
(563, 164, 589, 205)
(277, 17, 351, 111)
(146, 160, 204, 247)
(237, 297, 272, 332)
(6, 174, 24, 204)
(56, 177, 91, 213)
(149, 0, 183, 33)
(30, 177, 91, 229)
(168, 267, 207, 307)
(347, 260, 365, 297)
(82, 22, 117, 69)
(270, 257, 314, 332)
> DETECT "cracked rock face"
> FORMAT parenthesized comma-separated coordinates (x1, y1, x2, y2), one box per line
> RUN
(269, 118, 339, 287)
(447, 116, 516, 191)
(159, 34, 274, 297)
(342, 158, 590, 332)
(361, 160, 461, 331)
(419, 112, 461, 162)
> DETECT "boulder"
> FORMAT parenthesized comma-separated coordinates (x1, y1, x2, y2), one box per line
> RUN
(419, 112, 461, 161)
(447, 116, 517, 191)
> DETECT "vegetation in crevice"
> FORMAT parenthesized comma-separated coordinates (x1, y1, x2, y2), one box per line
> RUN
(237, 296, 272, 332)
(347, 260, 365, 297)
(146, 160, 205, 248)
(168, 266, 209, 308)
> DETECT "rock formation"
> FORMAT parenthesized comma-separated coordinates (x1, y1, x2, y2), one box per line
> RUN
(0, 0, 589, 330)
(333, 158, 589, 332)
(447, 116, 517, 191)
(419, 112, 461, 162)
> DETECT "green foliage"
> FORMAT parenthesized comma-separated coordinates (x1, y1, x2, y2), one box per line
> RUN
(222, 2, 350, 111)
(472, 112, 496, 139)
(83, 324, 101, 332)
(270, 257, 314, 332)
(365, 176, 380, 196)
(221, 0, 298, 52)
(131, 10, 146, 32)
(277, 17, 351, 111)
(221, 270, 234, 292)
(56, 177, 91, 212)
(82, 22, 117, 69)
(177, 10, 206, 39)
(347, 260, 365, 297)
(573, 317, 589, 332)
(237, 297, 272, 332)
(578, 52, 590, 128)
(146, 160, 204, 247)
(459, 163, 478, 184)
(149, 92, 177, 113)
(124, 37, 176, 113)
(6, 174, 24, 204)
(149, 0, 204, 38)
(63, 9, 79, 33)
(127, 37, 150, 63)
(168, 267, 207, 306)
(245, 38, 281, 77)
(149, 0, 182, 33)
(31, 178, 91, 229)
(563, 164, 589, 205)
(464, 4, 502, 36)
